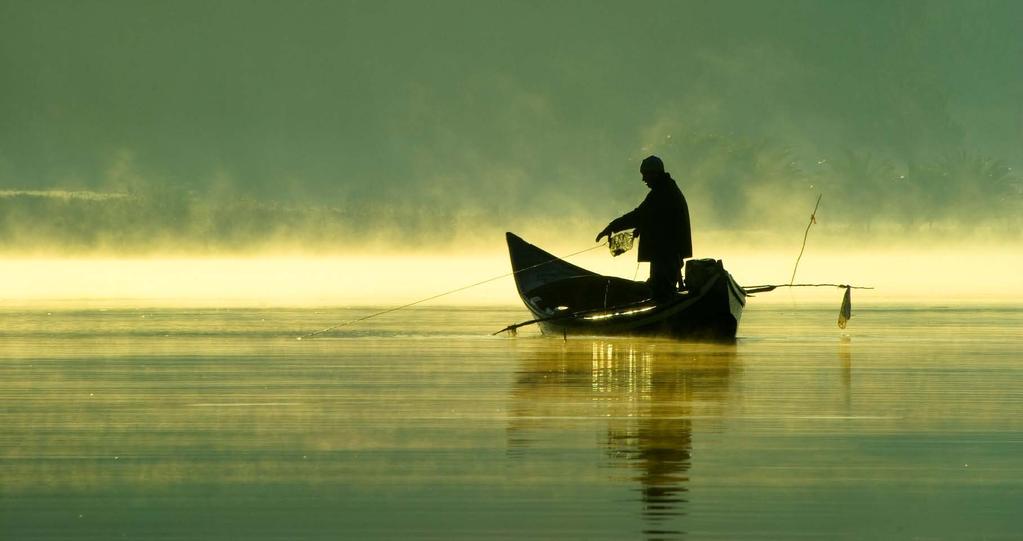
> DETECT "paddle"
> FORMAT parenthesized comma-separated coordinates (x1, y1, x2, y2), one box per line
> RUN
(492, 297, 663, 336)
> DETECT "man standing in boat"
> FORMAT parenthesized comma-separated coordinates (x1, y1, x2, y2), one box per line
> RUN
(595, 155, 693, 300)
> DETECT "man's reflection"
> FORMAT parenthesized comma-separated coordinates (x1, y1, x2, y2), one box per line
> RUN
(509, 340, 735, 540)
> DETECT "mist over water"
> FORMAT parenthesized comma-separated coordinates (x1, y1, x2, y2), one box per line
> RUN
(1, 1, 1021, 255)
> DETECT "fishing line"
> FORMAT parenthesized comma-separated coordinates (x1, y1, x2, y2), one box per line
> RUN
(298, 241, 609, 339)
(790, 193, 822, 285)
(744, 195, 874, 329)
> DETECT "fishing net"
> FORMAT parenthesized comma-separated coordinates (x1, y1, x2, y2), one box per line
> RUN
(608, 230, 634, 257)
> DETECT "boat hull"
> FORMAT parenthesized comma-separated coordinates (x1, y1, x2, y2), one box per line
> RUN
(507, 232, 745, 341)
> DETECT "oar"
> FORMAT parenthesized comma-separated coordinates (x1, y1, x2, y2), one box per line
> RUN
(493, 298, 659, 336)
(741, 283, 874, 329)
(743, 283, 873, 295)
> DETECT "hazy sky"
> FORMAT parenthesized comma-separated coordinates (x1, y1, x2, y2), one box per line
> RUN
(1, 0, 1021, 253)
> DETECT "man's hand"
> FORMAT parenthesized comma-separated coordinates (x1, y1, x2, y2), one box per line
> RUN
(595, 226, 612, 243)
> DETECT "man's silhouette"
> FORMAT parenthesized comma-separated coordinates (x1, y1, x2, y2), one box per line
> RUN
(595, 155, 692, 300)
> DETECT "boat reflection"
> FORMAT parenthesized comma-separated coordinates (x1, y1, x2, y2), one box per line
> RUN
(508, 340, 736, 540)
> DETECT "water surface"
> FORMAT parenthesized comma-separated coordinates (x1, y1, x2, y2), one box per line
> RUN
(2, 304, 1021, 539)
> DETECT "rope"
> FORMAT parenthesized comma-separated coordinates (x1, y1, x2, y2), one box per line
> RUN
(298, 241, 608, 339)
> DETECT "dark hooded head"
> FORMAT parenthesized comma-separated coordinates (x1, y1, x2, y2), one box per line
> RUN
(640, 155, 666, 185)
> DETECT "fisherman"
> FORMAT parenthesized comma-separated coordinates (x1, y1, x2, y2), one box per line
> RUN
(595, 155, 693, 300)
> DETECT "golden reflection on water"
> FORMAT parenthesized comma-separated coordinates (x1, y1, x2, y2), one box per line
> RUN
(509, 340, 735, 540)
(3, 305, 1023, 539)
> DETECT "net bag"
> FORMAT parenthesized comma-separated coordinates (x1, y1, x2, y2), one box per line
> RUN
(608, 230, 635, 257)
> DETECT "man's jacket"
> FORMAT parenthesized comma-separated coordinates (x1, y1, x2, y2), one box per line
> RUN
(606, 174, 692, 262)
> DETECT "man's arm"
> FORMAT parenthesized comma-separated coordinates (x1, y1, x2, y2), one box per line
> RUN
(595, 208, 641, 242)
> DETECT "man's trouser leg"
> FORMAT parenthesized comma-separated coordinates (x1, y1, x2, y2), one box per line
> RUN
(647, 255, 681, 301)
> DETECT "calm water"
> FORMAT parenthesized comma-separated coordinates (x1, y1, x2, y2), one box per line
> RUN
(2, 303, 1022, 539)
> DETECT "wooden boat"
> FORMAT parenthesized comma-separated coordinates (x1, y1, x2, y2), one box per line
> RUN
(506, 232, 746, 340)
